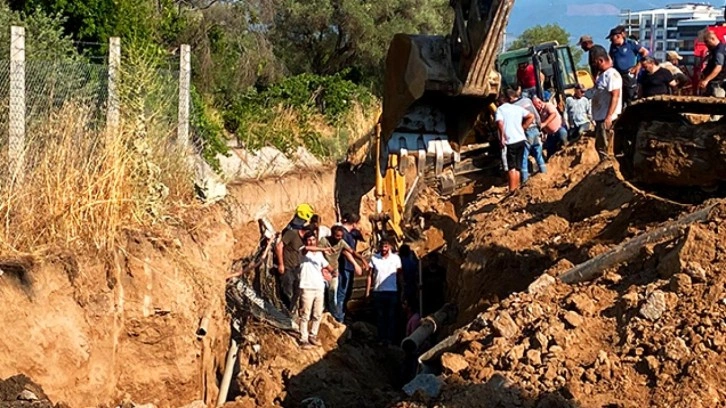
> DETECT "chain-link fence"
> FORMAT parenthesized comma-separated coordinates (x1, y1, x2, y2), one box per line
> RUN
(0, 28, 190, 180)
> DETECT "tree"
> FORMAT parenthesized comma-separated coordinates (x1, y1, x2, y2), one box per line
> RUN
(271, 0, 451, 85)
(508, 23, 583, 67)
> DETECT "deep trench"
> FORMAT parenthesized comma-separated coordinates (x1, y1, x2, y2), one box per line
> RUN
(216, 165, 499, 406)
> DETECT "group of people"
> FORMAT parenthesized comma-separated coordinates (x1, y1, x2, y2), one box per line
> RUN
(579, 24, 725, 101)
(499, 24, 725, 185)
(272, 204, 442, 349)
(495, 84, 591, 192)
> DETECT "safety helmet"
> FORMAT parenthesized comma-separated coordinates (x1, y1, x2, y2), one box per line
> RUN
(295, 203, 315, 222)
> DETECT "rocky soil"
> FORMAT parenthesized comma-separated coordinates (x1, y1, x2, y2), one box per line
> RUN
(396, 138, 726, 407)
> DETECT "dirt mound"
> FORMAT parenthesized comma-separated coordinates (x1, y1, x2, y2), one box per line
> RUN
(399, 138, 726, 407)
(447, 138, 685, 327)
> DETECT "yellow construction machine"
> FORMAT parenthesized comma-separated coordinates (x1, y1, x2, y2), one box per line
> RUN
(371, 0, 586, 245)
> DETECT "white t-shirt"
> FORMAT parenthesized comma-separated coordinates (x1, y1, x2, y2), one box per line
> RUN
(369, 252, 402, 292)
(318, 225, 331, 238)
(299, 251, 329, 290)
(591, 67, 623, 122)
(495, 103, 529, 145)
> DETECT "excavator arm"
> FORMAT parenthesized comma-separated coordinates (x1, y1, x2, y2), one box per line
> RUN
(373, 0, 515, 246)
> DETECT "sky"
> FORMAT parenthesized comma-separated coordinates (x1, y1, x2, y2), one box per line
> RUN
(506, 0, 725, 47)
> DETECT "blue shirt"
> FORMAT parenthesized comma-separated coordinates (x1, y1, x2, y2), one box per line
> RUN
(609, 40, 641, 73)
(339, 228, 363, 273)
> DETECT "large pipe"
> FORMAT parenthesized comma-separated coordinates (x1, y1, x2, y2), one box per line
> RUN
(216, 337, 239, 407)
(401, 303, 458, 353)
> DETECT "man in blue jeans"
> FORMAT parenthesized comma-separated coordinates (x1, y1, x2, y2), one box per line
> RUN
(509, 89, 546, 182)
(366, 238, 402, 345)
(335, 213, 364, 323)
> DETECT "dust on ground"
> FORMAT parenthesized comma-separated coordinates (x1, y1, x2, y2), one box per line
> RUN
(395, 137, 726, 407)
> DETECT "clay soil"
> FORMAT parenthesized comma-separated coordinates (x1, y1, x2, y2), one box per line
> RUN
(394, 137, 726, 407)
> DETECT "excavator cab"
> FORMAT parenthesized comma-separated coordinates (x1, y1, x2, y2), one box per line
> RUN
(496, 42, 583, 109)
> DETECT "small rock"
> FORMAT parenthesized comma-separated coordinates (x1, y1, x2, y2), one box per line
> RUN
(644, 355, 660, 374)
(621, 291, 640, 309)
(664, 337, 690, 362)
(492, 311, 519, 338)
(528, 274, 556, 294)
(562, 311, 584, 328)
(669, 273, 692, 294)
(17, 390, 38, 401)
(639, 290, 667, 321)
(567, 293, 597, 316)
(441, 352, 469, 374)
(684, 261, 707, 282)
(526, 349, 542, 366)
(179, 401, 206, 408)
(507, 344, 526, 364)
(533, 331, 549, 351)
(402, 374, 444, 398)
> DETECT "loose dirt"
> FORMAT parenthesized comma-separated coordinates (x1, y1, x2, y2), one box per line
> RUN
(395, 137, 726, 407)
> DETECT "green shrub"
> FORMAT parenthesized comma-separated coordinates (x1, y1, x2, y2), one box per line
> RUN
(221, 72, 374, 159)
(191, 87, 229, 173)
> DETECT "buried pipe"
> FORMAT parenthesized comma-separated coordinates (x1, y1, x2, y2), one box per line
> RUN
(216, 337, 240, 407)
(401, 303, 458, 354)
(196, 308, 212, 339)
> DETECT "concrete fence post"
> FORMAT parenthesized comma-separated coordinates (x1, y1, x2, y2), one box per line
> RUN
(107, 37, 121, 136)
(9, 26, 25, 182)
(178, 44, 191, 148)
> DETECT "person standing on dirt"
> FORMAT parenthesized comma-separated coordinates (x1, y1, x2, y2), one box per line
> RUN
(496, 94, 534, 192)
(638, 56, 675, 98)
(398, 244, 419, 311)
(578, 35, 608, 76)
(319, 225, 365, 316)
(298, 231, 334, 348)
(565, 84, 592, 142)
(335, 213, 365, 323)
(699, 30, 726, 97)
(275, 226, 309, 312)
(366, 238, 402, 346)
(509, 89, 546, 183)
(607, 25, 649, 105)
(591, 54, 623, 161)
(532, 97, 567, 158)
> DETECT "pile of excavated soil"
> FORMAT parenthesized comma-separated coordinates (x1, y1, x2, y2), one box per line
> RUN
(395, 138, 726, 407)
(447, 138, 685, 327)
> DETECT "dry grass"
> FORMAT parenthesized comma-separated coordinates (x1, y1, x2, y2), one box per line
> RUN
(0, 102, 195, 256)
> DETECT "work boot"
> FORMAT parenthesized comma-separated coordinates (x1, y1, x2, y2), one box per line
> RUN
(308, 336, 322, 346)
(299, 339, 314, 349)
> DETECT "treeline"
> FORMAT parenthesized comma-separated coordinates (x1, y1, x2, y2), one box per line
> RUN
(5, 0, 451, 164)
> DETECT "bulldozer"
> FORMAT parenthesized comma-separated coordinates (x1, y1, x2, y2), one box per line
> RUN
(371, 0, 583, 245)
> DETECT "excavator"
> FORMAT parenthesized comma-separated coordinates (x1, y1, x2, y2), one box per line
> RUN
(371, 0, 582, 245)
(371, 0, 726, 246)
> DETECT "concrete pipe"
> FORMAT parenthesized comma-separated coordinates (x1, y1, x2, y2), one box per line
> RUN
(401, 303, 458, 353)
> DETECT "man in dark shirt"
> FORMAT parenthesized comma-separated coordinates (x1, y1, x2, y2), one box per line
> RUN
(607, 25, 649, 105)
(335, 213, 364, 322)
(275, 226, 307, 312)
(578, 34, 608, 77)
(638, 56, 674, 98)
(699, 30, 726, 97)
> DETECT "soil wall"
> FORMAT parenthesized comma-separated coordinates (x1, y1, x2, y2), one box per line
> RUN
(0, 167, 342, 407)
